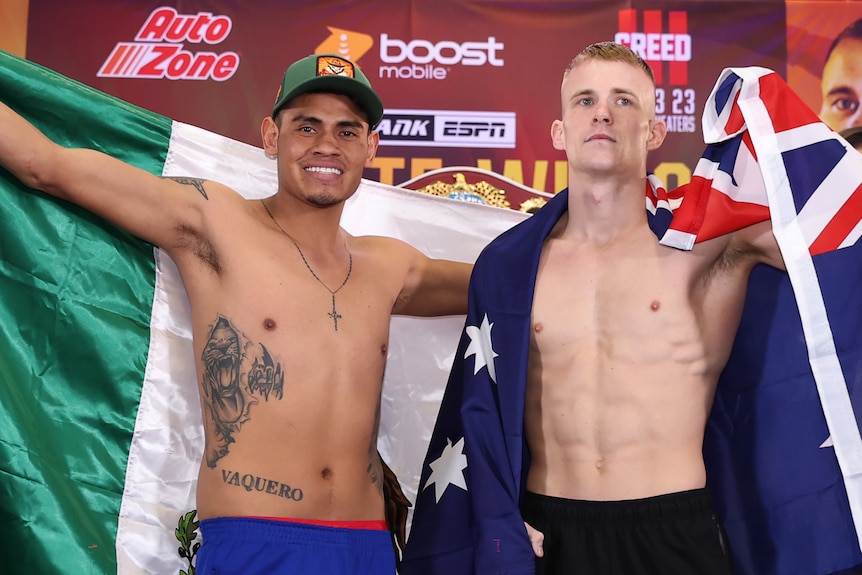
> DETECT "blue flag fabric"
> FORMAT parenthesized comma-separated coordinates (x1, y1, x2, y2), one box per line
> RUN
(699, 68, 862, 575)
(402, 67, 862, 575)
(401, 190, 570, 575)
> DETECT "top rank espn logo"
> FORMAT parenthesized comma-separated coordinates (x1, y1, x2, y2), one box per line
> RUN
(377, 110, 516, 149)
(615, 9, 691, 86)
(98, 7, 239, 81)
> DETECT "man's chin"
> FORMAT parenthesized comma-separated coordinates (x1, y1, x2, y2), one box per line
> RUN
(306, 183, 362, 207)
(579, 160, 619, 174)
(306, 193, 342, 207)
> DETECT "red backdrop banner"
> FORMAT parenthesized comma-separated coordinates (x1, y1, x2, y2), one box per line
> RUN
(21, 0, 819, 193)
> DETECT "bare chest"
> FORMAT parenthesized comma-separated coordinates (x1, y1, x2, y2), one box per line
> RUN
(530, 240, 705, 368)
(178, 236, 399, 382)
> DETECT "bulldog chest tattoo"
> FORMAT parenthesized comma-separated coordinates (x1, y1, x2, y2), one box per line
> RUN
(200, 315, 284, 468)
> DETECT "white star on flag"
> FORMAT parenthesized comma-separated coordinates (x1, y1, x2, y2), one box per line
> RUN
(820, 435, 833, 449)
(424, 437, 468, 503)
(464, 313, 498, 383)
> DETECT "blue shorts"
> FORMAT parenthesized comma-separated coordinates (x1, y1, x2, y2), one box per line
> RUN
(195, 517, 396, 574)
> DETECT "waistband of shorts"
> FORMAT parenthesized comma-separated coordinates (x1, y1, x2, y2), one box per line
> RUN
(200, 517, 391, 547)
(522, 488, 715, 524)
(247, 516, 387, 530)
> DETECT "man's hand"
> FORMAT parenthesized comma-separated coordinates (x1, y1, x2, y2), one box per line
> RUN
(524, 521, 544, 557)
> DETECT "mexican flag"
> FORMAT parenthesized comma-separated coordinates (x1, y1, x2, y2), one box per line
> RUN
(0, 49, 524, 574)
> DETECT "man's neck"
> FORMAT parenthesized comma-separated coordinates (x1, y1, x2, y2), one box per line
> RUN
(261, 193, 347, 253)
(561, 173, 649, 244)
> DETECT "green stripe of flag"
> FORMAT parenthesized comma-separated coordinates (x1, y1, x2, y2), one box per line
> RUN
(0, 49, 170, 574)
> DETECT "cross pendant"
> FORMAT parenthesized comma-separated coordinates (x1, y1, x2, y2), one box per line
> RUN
(328, 294, 342, 331)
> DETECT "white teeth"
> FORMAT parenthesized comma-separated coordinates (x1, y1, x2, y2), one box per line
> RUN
(305, 166, 342, 175)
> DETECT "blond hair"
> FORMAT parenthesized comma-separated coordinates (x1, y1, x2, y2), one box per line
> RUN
(564, 41, 655, 86)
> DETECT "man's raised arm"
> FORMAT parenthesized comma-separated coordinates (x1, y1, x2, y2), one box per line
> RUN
(0, 100, 211, 251)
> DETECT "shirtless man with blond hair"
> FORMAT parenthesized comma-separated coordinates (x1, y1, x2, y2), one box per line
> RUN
(0, 53, 470, 574)
(518, 42, 784, 574)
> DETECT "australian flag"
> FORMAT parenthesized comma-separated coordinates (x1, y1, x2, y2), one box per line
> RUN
(401, 67, 862, 575)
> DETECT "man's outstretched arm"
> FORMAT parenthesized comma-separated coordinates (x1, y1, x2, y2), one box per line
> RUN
(0, 100, 214, 252)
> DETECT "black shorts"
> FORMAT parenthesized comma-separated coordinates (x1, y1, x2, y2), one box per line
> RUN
(521, 488, 736, 575)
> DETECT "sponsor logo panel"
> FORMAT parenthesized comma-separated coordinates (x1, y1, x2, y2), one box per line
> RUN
(378, 33, 505, 80)
(378, 110, 515, 148)
(310, 28, 506, 81)
(98, 6, 239, 81)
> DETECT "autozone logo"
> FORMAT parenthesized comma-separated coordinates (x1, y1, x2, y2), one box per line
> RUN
(377, 110, 515, 148)
(614, 9, 691, 85)
(98, 7, 239, 81)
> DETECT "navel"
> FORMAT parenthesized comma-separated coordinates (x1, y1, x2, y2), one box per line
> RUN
(650, 300, 660, 311)
(263, 317, 277, 330)
(595, 459, 605, 471)
(321, 467, 332, 480)
(534, 322, 544, 333)
(381, 343, 388, 356)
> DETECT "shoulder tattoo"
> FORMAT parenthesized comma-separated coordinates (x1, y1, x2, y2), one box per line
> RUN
(165, 176, 209, 199)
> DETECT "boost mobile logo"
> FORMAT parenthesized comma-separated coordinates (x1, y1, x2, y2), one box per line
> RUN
(379, 33, 504, 80)
(98, 7, 239, 81)
(310, 27, 504, 80)
(614, 9, 691, 85)
(314, 27, 374, 63)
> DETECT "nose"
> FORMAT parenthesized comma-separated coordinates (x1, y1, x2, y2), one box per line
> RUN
(313, 130, 340, 154)
(593, 101, 612, 124)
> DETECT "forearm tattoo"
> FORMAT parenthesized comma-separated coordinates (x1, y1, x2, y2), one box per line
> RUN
(221, 468, 303, 502)
(165, 176, 209, 199)
(201, 315, 285, 468)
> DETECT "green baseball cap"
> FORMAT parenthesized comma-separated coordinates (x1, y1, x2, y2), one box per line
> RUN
(271, 53, 384, 128)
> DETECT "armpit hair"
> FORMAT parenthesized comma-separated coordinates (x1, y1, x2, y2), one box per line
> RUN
(393, 289, 412, 312)
(705, 241, 760, 282)
(162, 177, 220, 273)
(175, 224, 221, 274)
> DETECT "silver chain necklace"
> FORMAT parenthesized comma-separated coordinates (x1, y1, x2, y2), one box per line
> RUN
(261, 199, 352, 331)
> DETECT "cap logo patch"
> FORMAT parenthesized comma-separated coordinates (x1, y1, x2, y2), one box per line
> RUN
(316, 56, 355, 78)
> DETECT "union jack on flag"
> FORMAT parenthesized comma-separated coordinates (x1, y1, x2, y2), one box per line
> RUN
(665, 68, 862, 256)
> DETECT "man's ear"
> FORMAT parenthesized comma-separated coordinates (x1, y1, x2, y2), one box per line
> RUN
(550, 119, 565, 151)
(261, 116, 279, 156)
(646, 119, 667, 151)
(365, 129, 380, 167)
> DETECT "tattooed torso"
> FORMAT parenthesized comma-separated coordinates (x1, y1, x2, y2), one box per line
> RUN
(166, 179, 403, 523)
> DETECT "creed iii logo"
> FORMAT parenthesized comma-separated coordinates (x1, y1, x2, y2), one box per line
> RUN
(614, 9, 691, 86)
(614, 9, 696, 133)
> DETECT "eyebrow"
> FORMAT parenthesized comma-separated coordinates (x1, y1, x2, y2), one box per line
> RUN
(569, 87, 638, 101)
(826, 86, 859, 99)
(289, 114, 365, 129)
